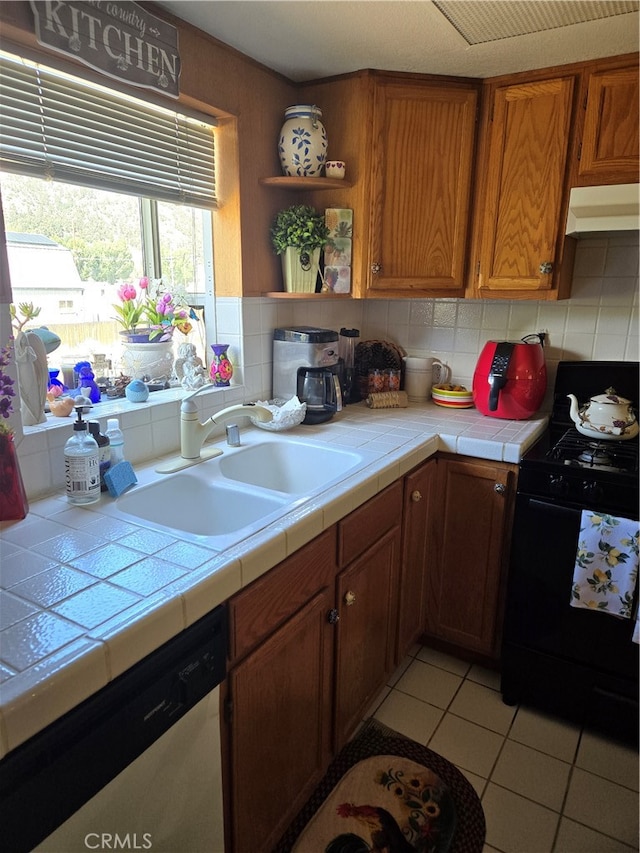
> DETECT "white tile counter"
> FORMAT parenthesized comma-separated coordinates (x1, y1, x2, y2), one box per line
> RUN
(0, 401, 547, 758)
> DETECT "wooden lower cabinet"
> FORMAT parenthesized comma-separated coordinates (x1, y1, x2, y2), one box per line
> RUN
(227, 587, 334, 853)
(334, 525, 401, 749)
(423, 454, 517, 659)
(225, 482, 403, 853)
(225, 527, 337, 853)
(224, 458, 516, 849)
(397, 456, 437, 662)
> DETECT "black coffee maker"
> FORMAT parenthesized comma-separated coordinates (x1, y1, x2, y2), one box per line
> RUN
(296, 365, 343, 424)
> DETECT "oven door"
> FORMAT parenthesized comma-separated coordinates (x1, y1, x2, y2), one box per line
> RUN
(502, 494, 639, 744)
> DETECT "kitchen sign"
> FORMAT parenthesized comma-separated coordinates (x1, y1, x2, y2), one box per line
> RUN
(29, 1, 181, 97)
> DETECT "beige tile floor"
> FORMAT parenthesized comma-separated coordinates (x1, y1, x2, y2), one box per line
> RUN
(365, 645, 639, 853)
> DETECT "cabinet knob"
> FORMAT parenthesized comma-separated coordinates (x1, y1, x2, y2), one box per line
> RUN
(539, 261, 553, 274)
(344, 590, 357, 607)
(494, 483, 506, 495)
(371, 262, 382, 274)
(327, 608, 340, 624)
(411, 490, 423, 502)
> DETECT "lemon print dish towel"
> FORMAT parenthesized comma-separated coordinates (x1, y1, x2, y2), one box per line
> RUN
(571, 511, 639, 640)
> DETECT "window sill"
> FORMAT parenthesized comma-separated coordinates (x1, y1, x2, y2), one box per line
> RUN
(22, 384, 240, 438)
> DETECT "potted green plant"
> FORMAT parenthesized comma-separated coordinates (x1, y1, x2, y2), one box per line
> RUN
(270, 204, 331, 293)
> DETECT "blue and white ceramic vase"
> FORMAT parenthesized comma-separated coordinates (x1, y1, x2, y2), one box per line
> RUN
(209, 344, 233, 387)
(278, 105, 328, 177)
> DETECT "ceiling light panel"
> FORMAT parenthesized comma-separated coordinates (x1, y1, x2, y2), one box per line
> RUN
(433, 0, 640, 45)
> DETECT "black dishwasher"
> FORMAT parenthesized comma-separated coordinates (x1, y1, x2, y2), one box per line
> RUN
(0, 604, 227, 853)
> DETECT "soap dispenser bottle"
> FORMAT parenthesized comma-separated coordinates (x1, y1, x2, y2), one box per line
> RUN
(64, 408, 100, 505)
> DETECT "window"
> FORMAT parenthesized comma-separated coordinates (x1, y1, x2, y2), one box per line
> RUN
(0, 50, 217, 386)
(2, 173, 213, 381)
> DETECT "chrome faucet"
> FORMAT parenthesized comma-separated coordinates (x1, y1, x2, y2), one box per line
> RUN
(156, 386, 272, 474)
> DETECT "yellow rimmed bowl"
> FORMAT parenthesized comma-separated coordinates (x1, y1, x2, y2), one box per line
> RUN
(431, 384, 474, 408)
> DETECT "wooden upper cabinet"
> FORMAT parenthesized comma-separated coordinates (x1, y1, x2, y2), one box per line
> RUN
(367, 80, 478, 297)
(574, 61, 639, 186)
(471, 75, 577, 300)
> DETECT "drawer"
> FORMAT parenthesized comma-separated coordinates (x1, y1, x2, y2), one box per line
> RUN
(338, 480, 403, 567)
(228, 526, 338, 663)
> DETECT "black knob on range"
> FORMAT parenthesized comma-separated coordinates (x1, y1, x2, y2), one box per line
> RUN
(582, 480, 604, 504)
(549, 474, 570, 497)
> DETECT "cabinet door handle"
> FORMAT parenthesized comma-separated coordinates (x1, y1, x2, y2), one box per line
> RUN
(411, 490, 423, 502)
(327, 608, 340, 624)
(494, 483, 506, 495)
(539, 261, 553, 274)
(371, 262, 382, 274)
(344, 590, 356, 607)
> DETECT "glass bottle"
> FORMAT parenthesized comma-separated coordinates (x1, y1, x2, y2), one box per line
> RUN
(0, 431, 29, 520)
(64, 409, 100, 505)
(89, 421, 111, 491)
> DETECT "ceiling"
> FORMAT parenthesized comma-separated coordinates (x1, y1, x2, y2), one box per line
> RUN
(154, 1, 639, 83)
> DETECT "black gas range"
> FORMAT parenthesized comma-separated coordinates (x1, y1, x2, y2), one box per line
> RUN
(501, 360, 639, 745)
(518, 360, 638, 517)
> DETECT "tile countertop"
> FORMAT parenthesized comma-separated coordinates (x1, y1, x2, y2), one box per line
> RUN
(0, 400, 548, 758)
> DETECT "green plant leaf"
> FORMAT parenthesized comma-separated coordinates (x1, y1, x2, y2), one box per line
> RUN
(270, 204, 332, 255)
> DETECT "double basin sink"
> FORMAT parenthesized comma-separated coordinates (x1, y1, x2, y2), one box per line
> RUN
(107, 432, 379, 548)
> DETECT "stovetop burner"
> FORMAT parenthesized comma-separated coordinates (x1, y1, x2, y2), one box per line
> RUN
(577, 444, 615, 468)
(548, 428, 639, 474)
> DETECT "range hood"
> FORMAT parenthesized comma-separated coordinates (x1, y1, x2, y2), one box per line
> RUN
(566, 183, 639, 235)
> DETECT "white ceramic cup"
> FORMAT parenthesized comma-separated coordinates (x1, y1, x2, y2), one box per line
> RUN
(325, 160, 346, 179)
(403, 357, 451, 401)
(431, 360, 452, 387)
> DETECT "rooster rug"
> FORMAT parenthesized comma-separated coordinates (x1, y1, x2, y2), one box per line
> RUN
(273, 719, 485, 853)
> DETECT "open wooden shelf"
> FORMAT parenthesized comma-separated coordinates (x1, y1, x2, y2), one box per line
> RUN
(263, 291, 352, 298)
(259, 176, 352, 190)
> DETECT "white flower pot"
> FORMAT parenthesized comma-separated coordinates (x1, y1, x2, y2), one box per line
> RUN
(120, 340, 174, 382)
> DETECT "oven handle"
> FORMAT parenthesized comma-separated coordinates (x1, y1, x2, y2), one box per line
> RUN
(523, 496, 637, 522)
(524, 497, 582, 520)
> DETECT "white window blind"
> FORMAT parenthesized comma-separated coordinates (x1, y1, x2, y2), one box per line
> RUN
(0, 51, 217, 209)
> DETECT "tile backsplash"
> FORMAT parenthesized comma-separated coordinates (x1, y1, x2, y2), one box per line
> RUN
(249, 231, 638, 397)
(13, 232, 640, 502)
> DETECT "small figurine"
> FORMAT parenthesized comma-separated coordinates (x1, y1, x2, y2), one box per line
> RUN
(175, 343, 207, 391)
(70, 361, 101, 403)
(46, 391, 75, 418)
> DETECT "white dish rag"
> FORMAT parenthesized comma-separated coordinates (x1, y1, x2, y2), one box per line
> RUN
(570, 511, 639, 641)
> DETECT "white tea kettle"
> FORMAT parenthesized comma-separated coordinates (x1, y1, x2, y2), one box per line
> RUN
(567, 387, 639, 440)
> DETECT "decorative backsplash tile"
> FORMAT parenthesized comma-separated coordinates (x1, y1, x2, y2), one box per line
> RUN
(324, 266, 351, 293)
(324, 208, 353, 294)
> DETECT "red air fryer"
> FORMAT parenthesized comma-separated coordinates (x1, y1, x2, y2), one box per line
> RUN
(473, 334, 547, 419)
